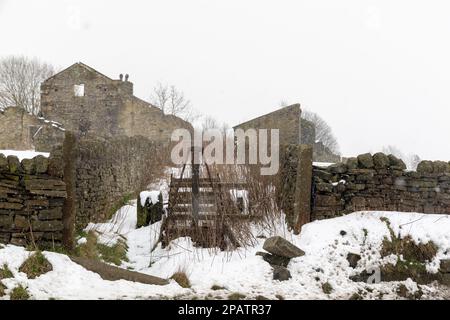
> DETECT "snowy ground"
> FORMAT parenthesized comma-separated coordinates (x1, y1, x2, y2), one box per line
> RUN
(0, 150, 49, 161)
(1, 206, 449, 300)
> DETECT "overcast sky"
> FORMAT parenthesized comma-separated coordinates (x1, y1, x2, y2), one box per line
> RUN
(1, 0, 449, 160)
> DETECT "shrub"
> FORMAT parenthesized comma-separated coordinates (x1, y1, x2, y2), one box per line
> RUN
(19, 251, 53, 279)
(75, 231, 129, 266)
(10, 285, 30, 300)
(380, 217, 438, 263)
(378, 217, 439, 284)
(75, 231, 99, 259)
(97, 239, 129, 266)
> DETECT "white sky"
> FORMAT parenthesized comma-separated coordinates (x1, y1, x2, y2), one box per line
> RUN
(1, 0, 450, 160)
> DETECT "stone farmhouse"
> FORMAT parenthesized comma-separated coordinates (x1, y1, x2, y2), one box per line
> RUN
(0, 62, 192, 151)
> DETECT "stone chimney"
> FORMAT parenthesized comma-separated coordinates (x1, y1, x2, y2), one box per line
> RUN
(115, 73, 133, 95)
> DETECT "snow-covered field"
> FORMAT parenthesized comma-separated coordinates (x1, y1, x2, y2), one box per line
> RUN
(1, 206, 449, 300)
(0, 150, 49, 161)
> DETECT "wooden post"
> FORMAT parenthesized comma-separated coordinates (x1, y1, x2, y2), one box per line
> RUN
(191, 146, 201, 226)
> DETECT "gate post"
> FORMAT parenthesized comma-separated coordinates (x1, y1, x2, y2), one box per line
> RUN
(191, 146, 202, 226)
(294, 144, 313, 234)
(62, 132, 78, 250)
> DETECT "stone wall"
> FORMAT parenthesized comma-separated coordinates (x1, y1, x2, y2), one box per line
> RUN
(277, 144, 312, 233)
(0, 153, 66, 248)
(312, 153, 450, 220)
(0, 107, 65, 152)
(62, 133, 167, 231)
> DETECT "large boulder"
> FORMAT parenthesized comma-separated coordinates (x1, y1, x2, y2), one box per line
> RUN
(263, 236, 305, 259)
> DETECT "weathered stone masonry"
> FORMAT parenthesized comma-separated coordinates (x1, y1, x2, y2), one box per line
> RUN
(0, 153, 66, 248)
(312, 153, 450, 220)
(233, 104, 340, 163)
(63, 133, 165, 232)
(0, 107, 65, 152)
(279, 147, 450, 231)
(0, 132, 168, 249)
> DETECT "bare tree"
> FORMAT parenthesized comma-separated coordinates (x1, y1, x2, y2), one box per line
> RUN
(381, 145, 421, 170)
(301, 109, 340, 155)
(0, 56, 55, 115)
(201, 115, 220, 131)
(407, 153, 421, 171)
(150, 82, 198, 123)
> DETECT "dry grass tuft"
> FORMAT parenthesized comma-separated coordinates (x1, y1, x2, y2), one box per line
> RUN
(19, 251, 52, 279)
(0, 263, 13, 280)
(0, 282, 6, 297)
(10, 285, 30, 300)
(171, 271, 191, 288)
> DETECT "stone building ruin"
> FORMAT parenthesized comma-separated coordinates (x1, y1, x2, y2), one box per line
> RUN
(0, 62, 192, 151)
(233, 104, 340, 163)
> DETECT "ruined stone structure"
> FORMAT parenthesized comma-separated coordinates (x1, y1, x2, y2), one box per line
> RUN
(233, 104, 340, 162)
(233, 104, 313, 146)
(0, 62, 193, 249)
(0, 107, 65, 152)
(40, 62, 191, 143)
(0, 62, 191, 152)
(0, 153, 66, 248)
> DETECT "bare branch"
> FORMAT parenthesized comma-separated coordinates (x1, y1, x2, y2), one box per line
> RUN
(301, 108, 340, 155)
(149, 82, 199, 123)
(0, 55, 55, 115)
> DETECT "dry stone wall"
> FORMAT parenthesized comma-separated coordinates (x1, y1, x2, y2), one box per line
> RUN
(63, 133, 166, 231)
(0, 153, 66, 248)
(312, 153, 450, 220)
